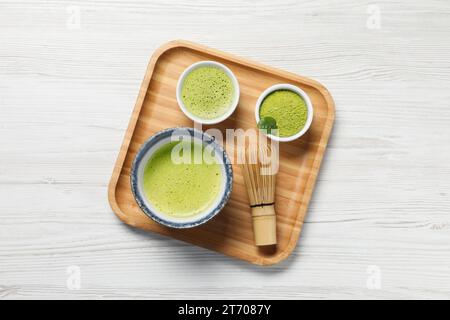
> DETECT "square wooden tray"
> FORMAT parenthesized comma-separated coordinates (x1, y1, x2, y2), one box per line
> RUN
(108, 40, 335, 266)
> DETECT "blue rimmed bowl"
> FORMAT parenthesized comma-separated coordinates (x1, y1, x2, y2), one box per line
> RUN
(130, 127, 233, 228)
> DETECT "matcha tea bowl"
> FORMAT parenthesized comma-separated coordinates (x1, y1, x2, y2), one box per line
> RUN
(130, 127, 233, 229)
(255, 83, 313, 142)
(176, 61, 240, 124)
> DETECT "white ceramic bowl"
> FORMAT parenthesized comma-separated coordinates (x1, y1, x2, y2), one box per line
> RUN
(255, 83, 314, 142)
(176, 61, 240, 125)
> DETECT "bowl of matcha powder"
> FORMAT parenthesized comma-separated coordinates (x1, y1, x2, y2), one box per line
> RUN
(255, 83, 313, 142)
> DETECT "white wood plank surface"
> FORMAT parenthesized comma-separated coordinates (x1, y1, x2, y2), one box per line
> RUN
(1, 0, 450, 299)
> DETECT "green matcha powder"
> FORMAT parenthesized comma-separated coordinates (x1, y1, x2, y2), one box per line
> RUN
(259, 90, 308, 137)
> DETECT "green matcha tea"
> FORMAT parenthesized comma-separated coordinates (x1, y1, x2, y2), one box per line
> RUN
(181, 66, 234, 120)
(259, 90, 308, 137)
(143, 141, 223, 218)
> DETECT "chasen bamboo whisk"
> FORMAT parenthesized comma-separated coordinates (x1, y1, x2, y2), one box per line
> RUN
(239, 143, 278, 246)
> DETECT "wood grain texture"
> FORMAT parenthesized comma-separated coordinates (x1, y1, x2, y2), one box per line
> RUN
(1, 0, 450, 299)
(108, 41, 334, 265)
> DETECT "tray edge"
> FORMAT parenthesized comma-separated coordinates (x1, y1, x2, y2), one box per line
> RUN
(108, 41, 182, 225)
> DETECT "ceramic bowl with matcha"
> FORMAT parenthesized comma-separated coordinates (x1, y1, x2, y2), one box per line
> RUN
(130, 128, 233, 228)
(176, 61, 240, 124)
(256, 83, 313, 142)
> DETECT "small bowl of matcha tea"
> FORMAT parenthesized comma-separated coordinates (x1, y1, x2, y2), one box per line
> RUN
(255, 84, 313, 142)
(130, 128, 233, 228)
(177, 61, 240, 124)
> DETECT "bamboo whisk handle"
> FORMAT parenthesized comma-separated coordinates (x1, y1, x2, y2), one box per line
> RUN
(251, 204, 277, 246)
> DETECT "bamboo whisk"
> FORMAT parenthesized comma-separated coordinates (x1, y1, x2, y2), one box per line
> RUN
(239, 143, 278, 246)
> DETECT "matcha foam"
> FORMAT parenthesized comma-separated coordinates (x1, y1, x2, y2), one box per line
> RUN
(143, 141, 223, 218)
(181, 66, 234, 120)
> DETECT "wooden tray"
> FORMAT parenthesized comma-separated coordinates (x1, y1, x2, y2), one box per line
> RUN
(108, 40, 335, 265)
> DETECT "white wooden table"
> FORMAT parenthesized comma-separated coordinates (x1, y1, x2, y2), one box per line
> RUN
(1, 0, 450, 299)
